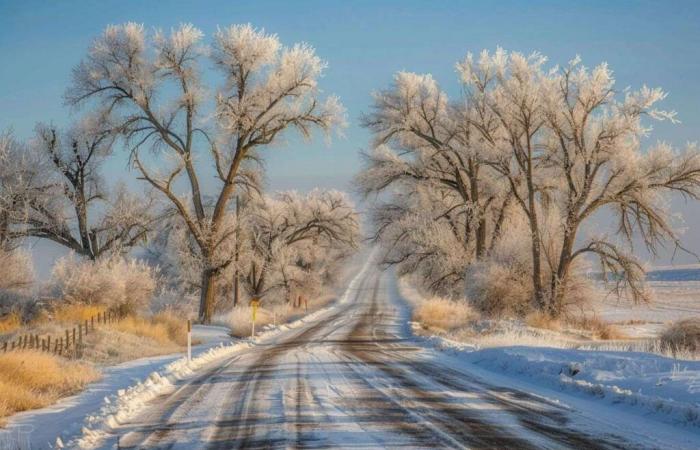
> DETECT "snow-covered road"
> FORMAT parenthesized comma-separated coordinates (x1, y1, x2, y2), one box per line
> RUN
(94, 268, 697, 449)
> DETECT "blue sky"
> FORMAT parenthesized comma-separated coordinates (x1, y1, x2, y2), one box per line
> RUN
(2, 0, 700, 268)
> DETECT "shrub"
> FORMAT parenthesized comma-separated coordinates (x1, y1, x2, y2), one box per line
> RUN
(413, 297, 476, 331)
(0, 350, 99, 423)
(660, 318, 700, 355)
(466, 261, 532, 317)
(50, 255, 158, 315)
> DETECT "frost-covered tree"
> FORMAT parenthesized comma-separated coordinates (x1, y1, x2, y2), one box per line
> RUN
(460, 49, 700, 315)
(66, 23, 344, 322)
(243, 190, 359, 303)
(457, 49, 551, 309)
(360, 72, 509, 261)
(367, 182, 478, 297)
(0, 117, 154, 260)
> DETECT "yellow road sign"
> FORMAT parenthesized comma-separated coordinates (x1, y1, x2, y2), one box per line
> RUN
(251, 298, 260, 322)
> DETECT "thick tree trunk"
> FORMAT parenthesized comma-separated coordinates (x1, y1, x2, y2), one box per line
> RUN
(233, 196, 240, 307)
(550, 226, 577, 317)
(469, 161, 487, 260)
(199, 269, 217, 324)
(476, 218, 487, 259)
(526, 173, 545, 311)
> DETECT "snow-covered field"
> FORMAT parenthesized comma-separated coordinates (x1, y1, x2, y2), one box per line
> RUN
(402, 270, 700, 437)
(599, 280, 700, 338)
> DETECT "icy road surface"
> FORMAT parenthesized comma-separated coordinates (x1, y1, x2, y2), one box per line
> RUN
(100, 269, 694, 449)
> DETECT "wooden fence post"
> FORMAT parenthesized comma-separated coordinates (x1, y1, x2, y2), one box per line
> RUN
(2, 342, 6, 353)
(91, 316, 95, 330)
(65, 329, 70, 350)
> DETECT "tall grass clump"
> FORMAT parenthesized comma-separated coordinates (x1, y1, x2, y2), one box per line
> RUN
(413, 297, 476, 331)
(110, 311, 187, 347)
(0, 350, 99, 423)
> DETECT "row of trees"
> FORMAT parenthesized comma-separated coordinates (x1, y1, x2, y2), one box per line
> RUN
(0, 23, 359, 323)
(357, 49, 700, 317)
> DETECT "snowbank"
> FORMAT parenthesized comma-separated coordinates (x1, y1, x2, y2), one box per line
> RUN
(398, 275, 700, 430)
(65, 250, 377, 449)
(450, 343, 700, 427)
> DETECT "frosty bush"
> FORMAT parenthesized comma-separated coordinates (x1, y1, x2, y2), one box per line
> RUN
(660, 318, 700, 356)
(0, 248, 33, 293)
(50, 254, 158, 315)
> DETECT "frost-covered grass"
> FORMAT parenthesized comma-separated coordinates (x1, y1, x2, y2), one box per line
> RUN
(0, 350, 99, 425)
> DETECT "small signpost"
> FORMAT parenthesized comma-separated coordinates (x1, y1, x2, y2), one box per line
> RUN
(250, 298, 260, 337)
(187, 319, 192, 362)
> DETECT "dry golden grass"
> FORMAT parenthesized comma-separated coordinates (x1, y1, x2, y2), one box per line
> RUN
(525, 311, 561, 331)
(0, 311, 21, 334)
(48, 304, 105, 324)
(110, 312, 187, 347)
(0, 350, 99, 424)
(413, 297, 476, 331)
(660, 318, 700, 355)
(152, 311, 188, 346)
(568, 316, 625, 340)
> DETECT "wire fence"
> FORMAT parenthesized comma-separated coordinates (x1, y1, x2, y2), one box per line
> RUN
(1, 310, 124, 358)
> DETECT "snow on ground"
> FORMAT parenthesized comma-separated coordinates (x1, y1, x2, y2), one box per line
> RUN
(3, 326, 231, 449)
(396, 276, 700, 433)
(598, 280, 700, 338)
(59, 255, 375, 449)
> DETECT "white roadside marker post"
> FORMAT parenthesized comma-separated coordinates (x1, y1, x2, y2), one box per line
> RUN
(187, 319, 192, 362)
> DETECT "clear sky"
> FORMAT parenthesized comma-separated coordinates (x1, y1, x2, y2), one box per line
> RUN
(2, 0, 700, 270)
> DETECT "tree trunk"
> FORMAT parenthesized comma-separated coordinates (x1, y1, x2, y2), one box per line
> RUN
(469, 161, 486, 259)
(550, 225, 577, 317)
(476, 218, 487, 259)
(233, 271, 239, 307)
(526, 171, 545, 311)
(233, 196, 240, 307)
(199, 269, 217, 324)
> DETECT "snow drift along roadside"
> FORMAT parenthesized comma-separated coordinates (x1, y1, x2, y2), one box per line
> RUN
(65, 251, 376, 449)
(398, 278, 700, 431)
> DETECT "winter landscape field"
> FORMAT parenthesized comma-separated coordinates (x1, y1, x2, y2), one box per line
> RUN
(2, 1, 700, 449)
